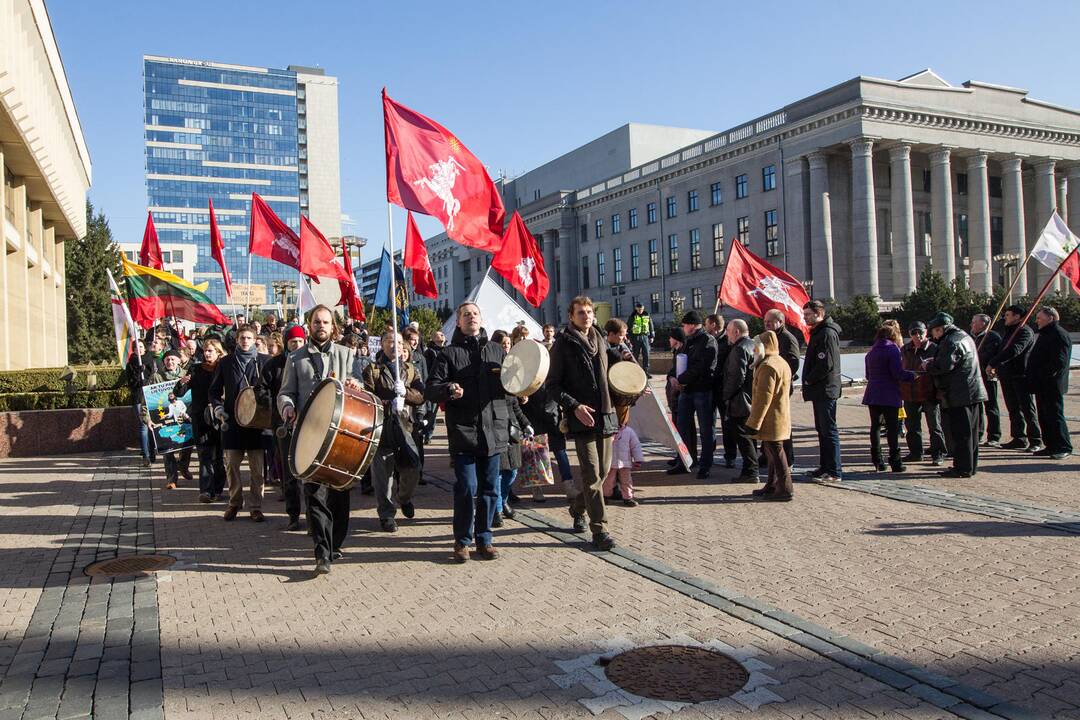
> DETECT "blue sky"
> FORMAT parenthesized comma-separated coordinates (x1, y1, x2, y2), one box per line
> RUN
(50, 0, 1080, 264)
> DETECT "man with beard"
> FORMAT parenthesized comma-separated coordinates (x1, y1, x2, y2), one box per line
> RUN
(279, 306, 364, 576)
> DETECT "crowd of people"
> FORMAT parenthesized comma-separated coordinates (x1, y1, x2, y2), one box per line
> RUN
(119, 295, 1074, 575)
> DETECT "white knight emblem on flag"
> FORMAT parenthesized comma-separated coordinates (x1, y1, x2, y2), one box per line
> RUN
(515, 257, 535, 288)
(747, 275, 803, 315)
(413, 157, 467, 231)
(274, 233, 299, 261)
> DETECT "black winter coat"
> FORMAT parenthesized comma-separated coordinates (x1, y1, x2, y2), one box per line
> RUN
(722, 336, 755, 418)
(713, 334, 731, 401)
(802, 318, 842, 401)
(116, 354, 160, 403)
(928, 326, 987, 409)
(989, 323, 1034, 381)
(209, 353, 268, 450)
(776, 326, 801, 390)
(676, 330, 717, 393)
(425, 328, 510, 456)
(974, 330, 1002, 382)
(174, 362, 218, 441)
(260, 352, 289, 428)
(521, 383, 560, 436)
(547, 326, 622, 438)
(1026, 322, 1071, 395)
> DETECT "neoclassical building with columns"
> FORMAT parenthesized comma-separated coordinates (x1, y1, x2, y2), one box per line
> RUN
(415, 70, 1080, 326)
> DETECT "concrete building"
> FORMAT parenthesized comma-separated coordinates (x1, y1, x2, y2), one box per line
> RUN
(358, 250, 402, 306)
(1, 0, 92, 370)
(143, 56, 342, 310)
(419, 70, 1080, 326)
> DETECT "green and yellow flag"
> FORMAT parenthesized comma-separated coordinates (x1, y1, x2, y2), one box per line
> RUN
(120, 257, 229, 328)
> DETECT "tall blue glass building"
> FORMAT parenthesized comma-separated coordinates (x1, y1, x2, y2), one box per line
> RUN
(143, 55, 341, 308)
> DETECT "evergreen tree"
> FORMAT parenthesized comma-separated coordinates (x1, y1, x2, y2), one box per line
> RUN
(65, 201, 122, 364)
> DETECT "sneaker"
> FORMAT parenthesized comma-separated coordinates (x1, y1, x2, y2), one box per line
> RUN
(380, 518, 398, 533)
(1050, 452, 1071, 460)
(198, 493, 211, 503)
(622, 498, 638, 507)
(250, 510, 265, 523)
(1000, 439, 1027, 450)
(453, 543, 470, 563)
(931, 456, 944, 466)
(223, 506, 239, 521)
(476, 545, 499, 560)
(591, 533, 615, 551)
(331, 550, 344, 561)
(401, 502, 415, 519)
(1027, 444, 1046, 454)
(981, 440, 1002, 448)
(571, 515, 587, 533)
(1031, 447, 1053, 457)
(816, 473, 841, 484)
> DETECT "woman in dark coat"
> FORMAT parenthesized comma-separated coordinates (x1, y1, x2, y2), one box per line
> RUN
(862, 324, 916, 472)
(174, 338, 227, 502)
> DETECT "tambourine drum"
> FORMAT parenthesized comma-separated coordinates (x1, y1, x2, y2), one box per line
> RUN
(235, 386, 271, 429)
(609, 361, 647, 407)
(501, 339, 549, 397)
(289, 379, 383, 491)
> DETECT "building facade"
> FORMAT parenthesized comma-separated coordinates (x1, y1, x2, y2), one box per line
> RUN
(143, 56, 342, 309)
(418, 70, 1080, 327)
(1, 0, 92, 370)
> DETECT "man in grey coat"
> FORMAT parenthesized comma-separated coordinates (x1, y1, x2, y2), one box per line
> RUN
(924, 312, 987, 479)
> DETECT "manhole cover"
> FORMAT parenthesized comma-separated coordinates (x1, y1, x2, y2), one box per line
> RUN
(604, 645, 749, 703)
(85, 554, 175, 577)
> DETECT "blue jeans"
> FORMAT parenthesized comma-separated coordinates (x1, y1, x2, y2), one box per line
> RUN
(677, 391, 715, 471)
(134, 404, 154, 461)
(495, 468, 517, 512)
(451, 453, 500, 547)
(812, 399, 842, 477)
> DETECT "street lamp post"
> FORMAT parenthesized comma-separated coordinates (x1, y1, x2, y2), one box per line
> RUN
(993, 253, 1020, 303)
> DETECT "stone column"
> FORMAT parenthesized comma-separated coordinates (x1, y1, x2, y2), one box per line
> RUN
(1067, 166, 1080, 235)
(849, 138, 879, 298)
(966, 153, 993, 293)
(929, 147, 956, 282)
(889, 143, 917, 295)
(807, 152, 835, 300)
(783, 157, 810, 287)
(542, 230, 556, 324)
(0, 148, 8, 370)
(1033, 159, 1058, 290)
(56, 238, 67, 366)
(1000, 156, 1027, 296)
(1058, 175, 1069, 231)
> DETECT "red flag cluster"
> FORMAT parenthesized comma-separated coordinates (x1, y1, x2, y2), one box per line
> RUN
(719, 239, 811, 341)
(337, 239, 366, 322)
(248, 193, 348, 284)
(492, 212, 548, 307)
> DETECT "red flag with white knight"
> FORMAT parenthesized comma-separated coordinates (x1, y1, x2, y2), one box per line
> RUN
(719, 239, 811, 341)
(248, 193, 301, 270)
(337, 239, 366, 322)
(404, 211, 437, 299)
(299, 216, 349, 283)
(208, 198, 233, 298)
(139, 211, 163, 270)
(491, 211, 549, 308)
(1062, 248, 1080, 295)
(383, 89, 506, 252)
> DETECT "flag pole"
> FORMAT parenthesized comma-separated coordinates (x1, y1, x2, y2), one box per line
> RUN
(386, 203, 402, 381)
(978, 251, 1034, 352)
(1001, 251, 1070, 349)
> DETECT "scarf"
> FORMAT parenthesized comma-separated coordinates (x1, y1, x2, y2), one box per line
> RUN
(231, 345, 258, 388)
(567, 324, 613, 416)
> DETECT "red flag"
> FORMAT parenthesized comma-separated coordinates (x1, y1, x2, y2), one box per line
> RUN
(299, 216, 349, 283)
(208, 198, 233, 298)
(248, 193, 301, 270)
(337, 239, 366, 322)
(383, 89, 505, 252)
(139, 211, 163, 269)
(1063, 248, 1080, 295)
(719, 239, 811, 341)
(491, 212, 549, 308)
(404, 211, 438, 299)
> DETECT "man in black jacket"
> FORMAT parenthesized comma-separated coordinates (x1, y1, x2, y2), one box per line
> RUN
(989, 305, 1042, 452)
(706, 314, 736, 469)
(971, 313, 1002, 447)
(425, 302, 510, 563)
(722, 319, 758, 481)
(1026, 307, 1072, 459)
(765, 309, 801, 469)
(671, 311, 718, 479)
(547, 296, 631, 550)
(801, 301, 843, 482)
(925, 312, 987, 478)
(421, 330, 446, 444)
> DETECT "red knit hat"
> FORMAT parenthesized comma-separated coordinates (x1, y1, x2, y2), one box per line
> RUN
(285, 325, 306, 342)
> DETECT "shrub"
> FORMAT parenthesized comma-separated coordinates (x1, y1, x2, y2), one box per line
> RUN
(0, 389, 131, 412)
(828, 295, 881, 344)
(0, 365, 125, 394)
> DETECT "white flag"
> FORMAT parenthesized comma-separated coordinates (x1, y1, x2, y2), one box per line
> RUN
(1030, 211, 1080, 271)
(298, 278, 318, 315)
(106, 269, 138, 366)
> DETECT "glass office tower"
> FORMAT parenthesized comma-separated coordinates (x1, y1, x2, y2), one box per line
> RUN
(143, 56, 304, 308)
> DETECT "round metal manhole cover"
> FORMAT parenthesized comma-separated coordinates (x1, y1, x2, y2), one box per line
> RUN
(603, 645, 749, 703)
(85, 554, 175, 578)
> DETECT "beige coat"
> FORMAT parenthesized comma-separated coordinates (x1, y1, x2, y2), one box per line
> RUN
(745, 333, 791, 442)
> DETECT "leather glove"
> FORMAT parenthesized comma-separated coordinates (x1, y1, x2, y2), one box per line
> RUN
(394, 380, 406, 397)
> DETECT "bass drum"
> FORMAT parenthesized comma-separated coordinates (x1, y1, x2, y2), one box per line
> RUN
(235, 386, 271, 430)
(500, 339, 550, 397)
(609, 361, 647, 407)
(289, 379, 383, 491)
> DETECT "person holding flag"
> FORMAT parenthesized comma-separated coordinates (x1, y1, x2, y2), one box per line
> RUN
(1025, 307, 1073, 459)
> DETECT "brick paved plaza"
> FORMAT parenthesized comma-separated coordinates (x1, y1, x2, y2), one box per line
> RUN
(0, 377, 1077, 720)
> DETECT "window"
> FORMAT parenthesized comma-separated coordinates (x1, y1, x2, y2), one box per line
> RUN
(669, 290, 680, 312)
(692, 288, 702, 309)
(161, 251, 171, 264)
(989, 176, 1003, 199)
(612, 213, 621, 234)
(956, 173, 968, 196)
(712, 223, 724, 265)
(650, 292, 660, 314)
(172, 249, 183, 262)
(476, 257, 482, 271)
(555, 259, 561, 292)
(764, 210, 779, 257)
(628, 208, 638, 228)
(737, 216, 750, 243)
(762, 165, 776, 192)
(922, 169, 932, 193)
(991, 215, 1004, 256)
(688, 190, 699, 212)
(648, 239, 659, 278)
(595, 218, 603, 239)
(735, 174, 748, 199)
(668, 234, 679, 274)
(613, 247, 623, 283)
(918, 211, 931, 257)
(631, 243, 640, 280)
(689, 228, 701, 270)
(614, 297, 622, 317)
(647, 202, 657, 224)
(581, 256, 590, 289)
(597, 252, 606, 286)
(666, 196, 677, 219)
(957, 213, 969, 257)
(580, 223, 588, 244)
(710, 181, 722, 206)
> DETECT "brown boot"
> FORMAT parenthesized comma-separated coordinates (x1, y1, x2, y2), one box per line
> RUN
(452, 543, 470, 563)
(223, 506, 239, 521)
(476, 544, 499, 560)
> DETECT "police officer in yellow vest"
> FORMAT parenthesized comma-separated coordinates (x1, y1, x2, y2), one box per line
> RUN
(627, 302, 655, 377)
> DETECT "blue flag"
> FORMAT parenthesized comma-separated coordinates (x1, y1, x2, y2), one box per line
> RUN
(373, 248, 410, 328)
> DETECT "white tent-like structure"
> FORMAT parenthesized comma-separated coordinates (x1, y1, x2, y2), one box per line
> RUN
(440, 271, 544, 339)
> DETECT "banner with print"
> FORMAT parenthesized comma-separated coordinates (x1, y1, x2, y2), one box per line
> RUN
(142, 380, 195, 454)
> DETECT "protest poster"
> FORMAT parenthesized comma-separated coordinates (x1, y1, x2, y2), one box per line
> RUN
(141, 380, 195, 454)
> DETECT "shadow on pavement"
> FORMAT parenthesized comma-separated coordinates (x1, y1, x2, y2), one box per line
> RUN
(864, 520, 1078, 538)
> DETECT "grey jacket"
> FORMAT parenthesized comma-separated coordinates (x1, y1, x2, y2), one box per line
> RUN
(928, 326, 987, 409)
(278, 340, 363, 416)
